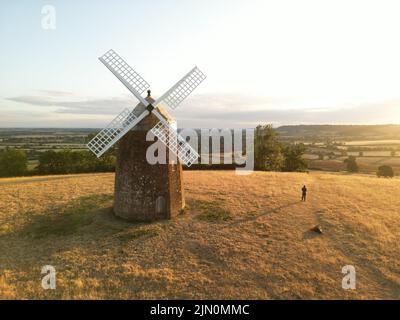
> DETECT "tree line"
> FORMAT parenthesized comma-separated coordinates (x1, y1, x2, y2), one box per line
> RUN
(0, 148, 115, 177)
(36, 150, 115, 174)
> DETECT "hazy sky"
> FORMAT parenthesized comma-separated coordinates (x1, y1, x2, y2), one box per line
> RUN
(1, 0, 400, 128)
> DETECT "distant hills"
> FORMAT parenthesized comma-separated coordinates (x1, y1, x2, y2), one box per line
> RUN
(1, 125, 400, 141)
(276, 124, 400, 140)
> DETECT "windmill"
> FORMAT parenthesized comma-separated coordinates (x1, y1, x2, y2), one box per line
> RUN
(87, 49, 206, 221)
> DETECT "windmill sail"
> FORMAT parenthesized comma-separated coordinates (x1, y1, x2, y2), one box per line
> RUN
(87, 108, 149, 157)
(154, 66, 206, 110)
(99, 49, 150, 106)
(150, 110, 199, 167)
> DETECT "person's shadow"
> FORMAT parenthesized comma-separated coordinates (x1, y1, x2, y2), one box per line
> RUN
(221, 201, 300, 229)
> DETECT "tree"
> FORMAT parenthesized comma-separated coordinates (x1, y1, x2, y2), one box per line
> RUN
(37, 150, 68, 174)
(254, 125, 283, 171)
(377, 165, 394, 178)
(344, 156, 358, 172)
(282, 144, 308, 172)
(0, 149, 28, 177)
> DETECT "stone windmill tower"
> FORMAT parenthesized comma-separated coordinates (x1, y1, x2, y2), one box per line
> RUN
(87, 49, 206, 221)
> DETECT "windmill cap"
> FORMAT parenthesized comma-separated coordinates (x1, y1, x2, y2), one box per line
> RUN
(130, 96, 176, 131)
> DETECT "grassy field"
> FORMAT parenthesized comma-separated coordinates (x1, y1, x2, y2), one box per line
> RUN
(0, 171, 399, 299)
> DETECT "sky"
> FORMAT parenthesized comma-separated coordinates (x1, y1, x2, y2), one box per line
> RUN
(1, 0, 400, 128)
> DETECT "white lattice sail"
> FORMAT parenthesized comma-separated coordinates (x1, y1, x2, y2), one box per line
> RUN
(151, 121, 199, 167)
(87, 108, 149, 158)
(99, 49, 150, 106)
(155, 66, 206, 110)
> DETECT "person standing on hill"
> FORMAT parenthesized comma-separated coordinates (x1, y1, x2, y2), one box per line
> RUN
(301, 185, 307, 202)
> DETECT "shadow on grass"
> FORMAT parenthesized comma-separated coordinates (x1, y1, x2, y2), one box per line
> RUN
(187, 199, 301, 226)
(302, 230, 321, 240)
(21, 194, 115, 239)
(9, 193, 165, 241)
(220, 201, 300, 229)
(190, 199, 232, 222)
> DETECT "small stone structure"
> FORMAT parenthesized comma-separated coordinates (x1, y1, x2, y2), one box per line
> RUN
(113, 93, 185, 221)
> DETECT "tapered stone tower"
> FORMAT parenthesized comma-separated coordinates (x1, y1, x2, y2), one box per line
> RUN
(113, 92, 185, 221)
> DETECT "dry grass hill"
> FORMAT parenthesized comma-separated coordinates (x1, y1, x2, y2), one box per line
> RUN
(0, 171, 399, 299)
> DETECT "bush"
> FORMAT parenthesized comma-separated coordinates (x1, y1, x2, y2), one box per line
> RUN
(344, 156, 358, 172)
(0, 149, 28, 177)
(377, 165, 394, 178)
